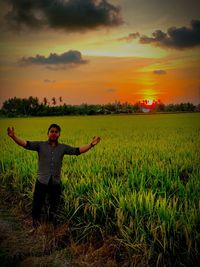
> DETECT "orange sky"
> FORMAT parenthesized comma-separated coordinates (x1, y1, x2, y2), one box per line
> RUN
(0, 0, 200, 107)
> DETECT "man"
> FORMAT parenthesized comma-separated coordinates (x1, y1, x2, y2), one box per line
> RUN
(7, 124, 100, 230)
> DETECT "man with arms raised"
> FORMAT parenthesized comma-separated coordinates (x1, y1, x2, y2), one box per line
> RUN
(7, 124, 100, 231)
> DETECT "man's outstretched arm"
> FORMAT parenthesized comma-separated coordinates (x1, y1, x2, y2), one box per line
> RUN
(7, 127, 27, 147)
(79, 136, 101, 154)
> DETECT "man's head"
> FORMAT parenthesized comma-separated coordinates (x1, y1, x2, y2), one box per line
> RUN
(47, 124, 61, 143)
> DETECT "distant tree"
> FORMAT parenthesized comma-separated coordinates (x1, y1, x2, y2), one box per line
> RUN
(2, 96, 40, 116)
(43, 97, 48, 106)
(28, 96, 41, 115)
(165, 104, 175, 112)
(195, 103, 200, 112)
(2, 97, 22, 116)
(59, 96, 62, 105)
(133, 102, 141, 113)
(165, 102, 196, 112)
(52, 97, 56, 106)
(185, 102, 195, 112)
(1, 96, 198, 117)
(156, 102, 165, 112)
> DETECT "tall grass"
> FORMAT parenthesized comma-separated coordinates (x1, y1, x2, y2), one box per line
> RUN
(0, 113, 199, 265)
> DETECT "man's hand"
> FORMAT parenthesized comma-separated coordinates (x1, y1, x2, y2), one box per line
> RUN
(90, 136, 101, 146)
(7, 127, 27, 147)
(7, 127, 15, 138)
(79, 136, 101, 154)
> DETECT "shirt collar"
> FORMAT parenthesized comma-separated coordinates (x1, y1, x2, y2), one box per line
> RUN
(48, 140, 59, 146)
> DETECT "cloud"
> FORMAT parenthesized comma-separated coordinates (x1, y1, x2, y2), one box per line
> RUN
(117, 32, 140, 42)
(105, 88, 116, 93)
(44, 79, 56, 83)
(18, 50, 88, 68)
(139, 20, 200, 49)
(5, 0, 123, 31)
(153, 70, 166, 75)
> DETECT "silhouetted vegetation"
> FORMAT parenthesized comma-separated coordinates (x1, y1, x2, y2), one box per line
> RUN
(0, 96, 199, 117)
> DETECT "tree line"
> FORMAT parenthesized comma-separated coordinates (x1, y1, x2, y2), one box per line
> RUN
(0, 96, 199, 117)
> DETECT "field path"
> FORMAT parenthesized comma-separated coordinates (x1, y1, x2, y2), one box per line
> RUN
(0, 204, 74, 267)
(0, 207, 35, 266)
(0, 203, 121, 267)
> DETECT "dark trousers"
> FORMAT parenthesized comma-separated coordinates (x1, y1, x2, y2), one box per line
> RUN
(32, 177, 61, 227)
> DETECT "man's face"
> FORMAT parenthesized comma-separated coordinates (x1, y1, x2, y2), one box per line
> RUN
(48, 127, 60, 142)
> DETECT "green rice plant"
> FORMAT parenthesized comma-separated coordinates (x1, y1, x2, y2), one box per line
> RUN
(0, 113, 199, 265)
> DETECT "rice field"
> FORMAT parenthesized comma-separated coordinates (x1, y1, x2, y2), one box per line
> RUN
(0, 113, 200, 265)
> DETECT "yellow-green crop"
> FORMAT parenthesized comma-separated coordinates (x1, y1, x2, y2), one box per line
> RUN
(0, 113, 199, 265)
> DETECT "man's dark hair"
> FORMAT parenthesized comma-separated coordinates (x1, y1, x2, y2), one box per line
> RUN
(48, 124, 61, 133)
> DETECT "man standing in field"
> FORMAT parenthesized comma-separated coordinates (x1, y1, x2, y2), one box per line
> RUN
(7, 124, 100, 231)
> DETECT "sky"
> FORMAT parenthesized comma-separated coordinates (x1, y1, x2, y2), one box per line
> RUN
(0, 0, 200, 107)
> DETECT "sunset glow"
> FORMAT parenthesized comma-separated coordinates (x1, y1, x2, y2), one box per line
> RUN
(0, 1, 200, 107)
(140, 99, 161, 110)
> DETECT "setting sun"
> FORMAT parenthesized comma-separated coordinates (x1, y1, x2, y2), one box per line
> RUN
(140, 99, 161, 112)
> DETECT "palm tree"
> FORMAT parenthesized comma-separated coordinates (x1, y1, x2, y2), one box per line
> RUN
(43, 97, 48, 106)
(59, 96, 62, 106)
(52, 97, 56, 106)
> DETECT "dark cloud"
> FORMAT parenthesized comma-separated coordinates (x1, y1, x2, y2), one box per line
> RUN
(139, 20, 200, 49)
(117, 32, 140, 42)
(153, 70, 166, 75)
(5, 0, 122, 31)
(19, 50, 88, 68)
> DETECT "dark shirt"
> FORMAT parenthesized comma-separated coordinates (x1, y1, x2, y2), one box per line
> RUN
(25, 141, 80, 184)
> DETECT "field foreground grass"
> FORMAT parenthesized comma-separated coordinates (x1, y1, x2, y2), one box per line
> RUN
(0, 113, 200, 266)
(0, 196, 124, 267)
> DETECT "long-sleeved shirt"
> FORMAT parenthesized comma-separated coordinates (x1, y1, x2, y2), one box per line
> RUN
(24, 140, 80, 184)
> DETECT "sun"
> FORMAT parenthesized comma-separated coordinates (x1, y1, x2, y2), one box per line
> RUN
(140, 99, 161, 112)
(147, 99, 153, 105)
